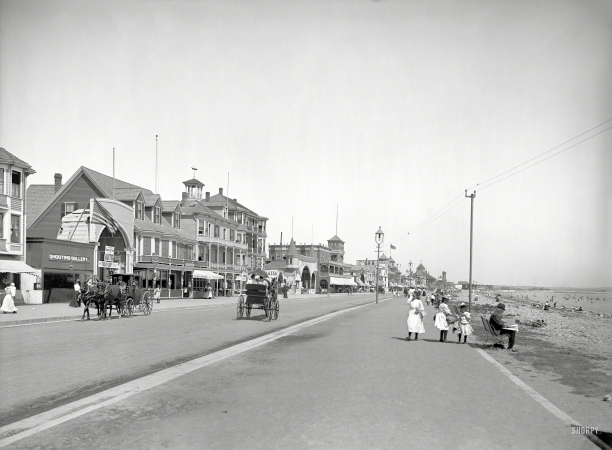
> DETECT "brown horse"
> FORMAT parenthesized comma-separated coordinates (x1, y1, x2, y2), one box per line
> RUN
(102, 284, 124, 319)
(80, 282, 106, 321)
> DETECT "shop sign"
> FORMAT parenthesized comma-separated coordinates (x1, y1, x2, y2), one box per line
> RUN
(98, 261, 120, 269)
(49, 254, 90, 263)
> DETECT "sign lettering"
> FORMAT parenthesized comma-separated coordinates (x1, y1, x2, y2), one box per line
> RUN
(49, 254, 90, 263)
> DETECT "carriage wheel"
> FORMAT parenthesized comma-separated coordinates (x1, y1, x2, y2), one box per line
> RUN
(142, 291, 153, 315)
(125, 298, 134, 317)
(236, 295, 244, 319)
(273, 299, 279, 320)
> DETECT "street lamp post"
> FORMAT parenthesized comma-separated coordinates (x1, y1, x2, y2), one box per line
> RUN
(408, 260, 413, 289)
(375, 227, 384, 304)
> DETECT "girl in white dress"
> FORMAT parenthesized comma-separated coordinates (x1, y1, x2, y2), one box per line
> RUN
(406, 292, 426, 341)
(434, 296, 452, 342)
(1, 282, 18, 314)
(456, 303, 473, 344)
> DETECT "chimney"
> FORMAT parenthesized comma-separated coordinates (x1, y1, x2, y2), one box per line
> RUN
(219, 187, 223, 195)
(233, 198, 237, 202)
(181, 192, 188, 206)
(205, 192, 210, 200)
(54, 173, 62, 193)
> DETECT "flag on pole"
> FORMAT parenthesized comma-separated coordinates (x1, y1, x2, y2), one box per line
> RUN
(390, 244, 397, 250)
(90, 199, 119, 234)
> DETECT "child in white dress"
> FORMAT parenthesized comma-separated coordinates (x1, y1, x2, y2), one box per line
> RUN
(406, 292, 426, 341)
(434, 296, 452, 342)
(457, 303, 473, 344)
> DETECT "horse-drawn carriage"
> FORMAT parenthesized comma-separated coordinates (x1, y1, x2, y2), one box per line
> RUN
(80, 273, 153, 320)
(236, 282, 279, 321)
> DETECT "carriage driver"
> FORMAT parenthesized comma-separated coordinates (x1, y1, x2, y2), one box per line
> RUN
(118, 276, 127, 293)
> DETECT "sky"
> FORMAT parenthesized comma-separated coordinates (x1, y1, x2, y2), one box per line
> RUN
(1, 0, 611, 288)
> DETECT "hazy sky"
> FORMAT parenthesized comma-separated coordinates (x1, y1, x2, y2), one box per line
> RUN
(2, 0, 611, 288)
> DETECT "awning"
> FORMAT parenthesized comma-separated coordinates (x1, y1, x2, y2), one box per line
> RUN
(355, 279, 365, 286)
(329, 277, 358, 286)
(193, 270, 223, 279)
(0, 260, 40, 275)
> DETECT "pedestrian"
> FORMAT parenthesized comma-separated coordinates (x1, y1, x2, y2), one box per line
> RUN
(282, 283, 288, 298)
(456, 303, 473, 344)
(406, 291, 426, 341)
(154, 284, 161, 303)
(434, 296, 452, 342)
(1, 282, 18, 314)
(70, 278, 81, 307)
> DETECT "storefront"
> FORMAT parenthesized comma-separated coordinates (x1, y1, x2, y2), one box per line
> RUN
(25, 237, 95, 303)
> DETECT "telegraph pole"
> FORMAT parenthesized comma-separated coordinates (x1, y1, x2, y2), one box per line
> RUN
(465, 190, 476, 312)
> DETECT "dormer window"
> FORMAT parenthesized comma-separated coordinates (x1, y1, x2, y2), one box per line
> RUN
(173, 211, 180, 228)
(154, 206, 161, 224)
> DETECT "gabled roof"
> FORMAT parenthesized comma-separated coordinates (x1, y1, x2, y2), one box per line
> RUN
(162, 200, 180, 212)
(379, 253, 389, 260)
(180, 198, 236, 227)
(0, 148, 35, 174)
(113, 188, 143, 202)
(82, 166, 155, 198)
(144, 193, 162, 207)
(328, 235, 344, 243)
(205, 193, 267, 220)
(26, 185, 56, 218)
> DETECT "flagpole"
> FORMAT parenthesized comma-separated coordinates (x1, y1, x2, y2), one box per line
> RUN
(112, 148, 115, 200)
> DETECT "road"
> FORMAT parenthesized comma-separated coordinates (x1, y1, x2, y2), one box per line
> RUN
(0, 294, 600, 449)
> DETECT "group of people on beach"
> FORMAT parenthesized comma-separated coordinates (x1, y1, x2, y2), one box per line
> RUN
(404, 289, 520, 351)
(404, 289, 474, 344)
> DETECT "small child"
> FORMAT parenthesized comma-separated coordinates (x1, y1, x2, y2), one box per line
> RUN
(456, 303, 473, 344)
(154, 285, 161, 304)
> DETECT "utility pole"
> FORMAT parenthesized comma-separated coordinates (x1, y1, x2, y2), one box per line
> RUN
(465, 190, 476, 313)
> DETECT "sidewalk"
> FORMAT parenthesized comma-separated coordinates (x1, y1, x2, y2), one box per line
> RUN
(0, 292, 364, 327)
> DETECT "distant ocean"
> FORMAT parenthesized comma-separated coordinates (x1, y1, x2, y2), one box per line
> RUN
(489, 289, 612, 315)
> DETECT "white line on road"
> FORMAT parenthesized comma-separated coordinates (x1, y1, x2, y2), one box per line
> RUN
(477, 349, 611, 450)
(0, 300, 385, 448)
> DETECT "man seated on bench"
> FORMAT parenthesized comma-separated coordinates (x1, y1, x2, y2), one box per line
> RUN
(489, 303, 518, 352)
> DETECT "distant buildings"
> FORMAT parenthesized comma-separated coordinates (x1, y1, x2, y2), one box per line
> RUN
(25, 164, 268, 303)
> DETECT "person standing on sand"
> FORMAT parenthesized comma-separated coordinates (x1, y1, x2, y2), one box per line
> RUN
(406, 291, 425, 341)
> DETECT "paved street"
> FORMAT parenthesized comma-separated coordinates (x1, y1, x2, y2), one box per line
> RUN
(0, 294, 601, 449)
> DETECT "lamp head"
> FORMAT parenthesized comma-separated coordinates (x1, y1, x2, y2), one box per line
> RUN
(375, 227, 384, 244)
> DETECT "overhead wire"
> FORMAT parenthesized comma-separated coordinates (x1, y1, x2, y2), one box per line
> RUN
(390, 118, 612, 245)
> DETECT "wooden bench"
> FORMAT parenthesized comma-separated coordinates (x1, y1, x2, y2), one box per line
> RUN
(480, 315, 509, 347)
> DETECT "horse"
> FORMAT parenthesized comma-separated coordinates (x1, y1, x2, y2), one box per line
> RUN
(102, 284, 124, 319)
(80, 282, 107, 321)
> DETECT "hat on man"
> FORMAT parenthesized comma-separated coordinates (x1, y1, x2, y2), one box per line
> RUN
(497, 303, 506, 311)
(459, 302, 467, 308)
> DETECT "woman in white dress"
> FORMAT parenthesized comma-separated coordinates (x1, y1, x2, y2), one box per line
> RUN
(406, 291, 426, 341)
(434, 296, 452, 342)
(456, 303, 473, 344)
(1, 282, 18, 314)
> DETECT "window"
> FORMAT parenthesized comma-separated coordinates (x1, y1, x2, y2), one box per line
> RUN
(143, 237, 151, 255)
(0, 212, 3, 238)
(154, 206, 161, 224)
(198, 220, 205, 235)
(0, 169, 4, 194)
(173, 211, 180, 228)
(62, 202, 76, 217)
(11, 171, 21, 198)
(230, 229, 235, 241)
(214, 225, 219, 238)
(162, 240, 169, 257)
(10, 214, 20, 243)
(135, 201, 143, 220)
(154, 238, 160, 255)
